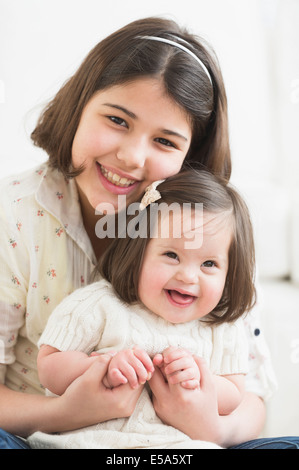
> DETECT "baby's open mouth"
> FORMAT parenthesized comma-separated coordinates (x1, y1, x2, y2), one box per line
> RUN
(99, 164, 136, 188)
(166, 289, 196, 306)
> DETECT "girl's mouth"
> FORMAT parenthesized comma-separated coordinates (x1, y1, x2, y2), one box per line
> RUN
(99, 164, 136, 188)
(165, 289, 196, 307)
(96, 163, 140, 195)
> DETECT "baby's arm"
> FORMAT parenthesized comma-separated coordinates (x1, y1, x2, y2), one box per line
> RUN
(104, 347, 154, 389)
(212, 374, 245, 415)
(37, 345, 102, 396)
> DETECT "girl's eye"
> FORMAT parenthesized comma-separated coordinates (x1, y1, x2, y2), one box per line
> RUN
(155, 137, 176, 148)
(201, 260, 216, 268)
(108, 116, 127, 127)
(164, 251, 179, 261)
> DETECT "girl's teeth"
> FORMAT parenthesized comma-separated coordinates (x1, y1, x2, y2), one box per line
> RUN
(100, 165, 135, 187)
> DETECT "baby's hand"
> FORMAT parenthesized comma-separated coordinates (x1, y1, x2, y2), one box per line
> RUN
(153, 347, 200, 390)
(104, 347, 154, 389)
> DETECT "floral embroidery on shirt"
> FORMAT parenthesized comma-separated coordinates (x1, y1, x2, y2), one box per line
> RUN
(55, 227, 64, 237)
(11, 274, 21, 286)
(16, 222, 22, 231)
(43, 295, 50, 304)
(37, 210, 44, 217)
(56, 191, 63, 200)
(47, 268, 56, 279)
(9, 238, 17, 248)
(13, 303, 22, 309)
(32, 282, 37, 288)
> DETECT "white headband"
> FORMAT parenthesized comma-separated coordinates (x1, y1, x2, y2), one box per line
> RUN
(137, 35, 212, 85)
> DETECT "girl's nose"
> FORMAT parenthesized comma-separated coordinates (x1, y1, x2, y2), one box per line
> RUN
(116, 137, 148, 169)
(176, 265, 199, 284)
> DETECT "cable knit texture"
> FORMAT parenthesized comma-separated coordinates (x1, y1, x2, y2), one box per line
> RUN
(28, 279, 248, 449)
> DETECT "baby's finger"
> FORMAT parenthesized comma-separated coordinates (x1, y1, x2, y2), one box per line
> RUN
(132, 347, 154, 374)
(163, 347, 190, 364)
(164, 356, 196, 376)
(129, 356, 153, 383)
(167, 367, 197, 385)
(152, 353, 164, 367)
(109, 368, 128, 385)
(117, 361, 140, 389)
(193, 356, 211, 389)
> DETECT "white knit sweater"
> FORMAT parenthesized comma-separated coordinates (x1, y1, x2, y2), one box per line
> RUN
(28, 279, 248, 449)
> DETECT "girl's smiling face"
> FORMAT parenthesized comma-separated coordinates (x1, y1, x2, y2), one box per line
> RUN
(138, 211, 232, 324)
(72, 78, 192, 215)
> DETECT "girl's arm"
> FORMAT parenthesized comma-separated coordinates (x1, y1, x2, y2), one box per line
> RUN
(0, 355, 143, 438)
(37, 344, 101, 395)
(217, 391, 266, 448)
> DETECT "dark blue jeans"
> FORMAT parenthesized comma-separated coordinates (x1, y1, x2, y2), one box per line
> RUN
(229, 436, 299, 449)
(0, 429, 30, 449)
(0, 428, 299, 449)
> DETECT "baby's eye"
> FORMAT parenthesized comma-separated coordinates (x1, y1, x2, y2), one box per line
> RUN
(164, 251, 179, 261)
(201, 260, 216, 268)
(108, 116, 127, 127)
(155, 137, 176, 148)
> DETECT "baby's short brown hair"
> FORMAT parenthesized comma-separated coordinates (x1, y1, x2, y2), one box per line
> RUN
(98, 169, 256, 325)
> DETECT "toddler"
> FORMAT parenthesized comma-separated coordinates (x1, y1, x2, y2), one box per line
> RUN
(29, 169, 256, 449)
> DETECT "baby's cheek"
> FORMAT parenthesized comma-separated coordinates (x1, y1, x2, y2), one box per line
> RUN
(202, 281, 225, 311)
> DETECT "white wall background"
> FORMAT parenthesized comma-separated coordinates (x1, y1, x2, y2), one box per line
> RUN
(1, 0, 299, 437)
(0, 0, 297, 182)
(1, 0, 298, 278)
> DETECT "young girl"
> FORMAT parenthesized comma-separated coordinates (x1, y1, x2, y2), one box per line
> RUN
(27, 169, 255, 449)
(0, 16, 282, 449)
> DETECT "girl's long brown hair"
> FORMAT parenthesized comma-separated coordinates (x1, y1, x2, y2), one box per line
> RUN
(31, 17, 231, 180)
